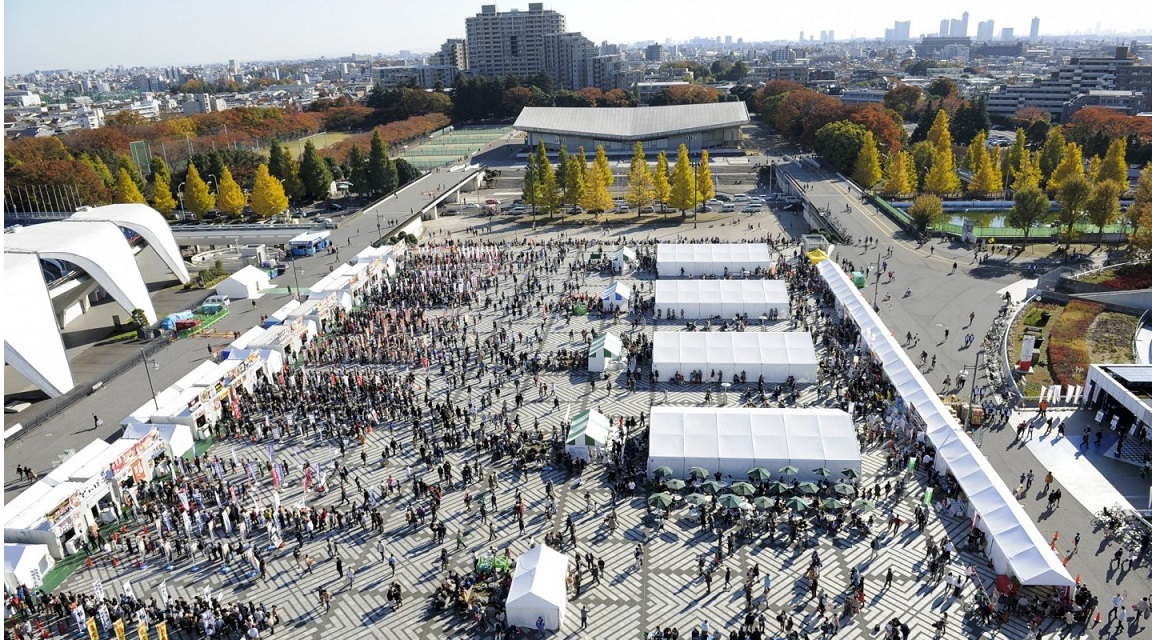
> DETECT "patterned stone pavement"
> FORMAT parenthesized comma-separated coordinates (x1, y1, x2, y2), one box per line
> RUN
(60, 256, 1030, 640)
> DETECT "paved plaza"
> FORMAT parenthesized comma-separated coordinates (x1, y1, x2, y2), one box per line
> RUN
(47, 237, 1039, 640)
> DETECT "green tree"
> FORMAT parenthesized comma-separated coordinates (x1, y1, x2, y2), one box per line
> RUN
(395, 159, 421, 186)
(183, 162, 215, 217)
(148, 156, 171, 190)
(216, 166, 247, 217)
(668, 144, 695, 214)
(299, 140, 332, 201)
(117, 153, 147, 194)
(579, 156, 613, 213)
(346, 145, 368, 196)
(1038, 126, 1065, 184)
(150, 170, 178, 214)
(1055, 175, 1091, 249)
(593, 145, 613, 189)
(113, 167, 146, 204)
(535, 141, 561, 217)
(1003, 129, 1029, 188)
(1129, 162, 1152, 234)
(881, 150, 914, 196)
(923, 145, 961, 195)
(653, 151, 672, 213)
(851, 131, 882, 189)
(696, 150, 714, 205)
(926, 109, 953, 156)
(907, 193, 944, 234)
(521, 159, 539, 213)
(814, 120, 868, 174)
(908, 141, 935, 190)
(1048, 142, 1085, 194)
(268, 140, 288, 183)
(1006, 186, 1050, 247)
(625, 141, 655, 213)
(967, 133, 1002, 197)
(1011, 152, 1042, 191)
(563, 147, 587, 208)
(81, 153, 115, 190)
(1097, 138, 1128, 186)
(556, 146, 569, 189)
(1085, 180, 1122, 240)
(250, 164, 288, 218)
(366, 131, 397, 197)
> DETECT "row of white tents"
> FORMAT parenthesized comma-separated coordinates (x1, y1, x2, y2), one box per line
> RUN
(647, 407, 861, 481)
(817, 260, 1074, 588)
(652, 332, 818, 383)
(654, 279, 789, 319)
(657, 243, 773, 278)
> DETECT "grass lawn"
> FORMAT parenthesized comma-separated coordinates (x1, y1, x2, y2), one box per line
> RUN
(1087, 311, 1140, 364)
(1010, 301, 1063, 397)
(254, 131, 353, 158)
(1079, 263, 1152, 289)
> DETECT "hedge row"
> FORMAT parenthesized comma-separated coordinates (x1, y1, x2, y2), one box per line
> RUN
(1047, 300, 1104, 385)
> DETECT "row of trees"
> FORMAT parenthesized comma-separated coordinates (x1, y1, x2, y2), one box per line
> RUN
(519, 141, 716, 217)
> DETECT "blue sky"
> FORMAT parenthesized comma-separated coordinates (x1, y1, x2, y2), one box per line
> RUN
(3, 0, 1138, 74)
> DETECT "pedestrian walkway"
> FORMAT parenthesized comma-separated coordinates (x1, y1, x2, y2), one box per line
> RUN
(1021, 410, 1137, 514)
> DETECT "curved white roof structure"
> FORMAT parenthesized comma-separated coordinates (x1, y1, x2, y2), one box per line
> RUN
(4, 204, 188, 397)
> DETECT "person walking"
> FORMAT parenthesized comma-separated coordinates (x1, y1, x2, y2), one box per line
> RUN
(388, 553, 397, 576)
(581, 605, 588, 629)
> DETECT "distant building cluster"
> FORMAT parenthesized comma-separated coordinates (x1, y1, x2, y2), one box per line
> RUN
(4, 5, 1151, 140)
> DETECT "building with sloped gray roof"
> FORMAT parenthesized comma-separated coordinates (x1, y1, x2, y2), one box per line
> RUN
(512, 103, 749, 156)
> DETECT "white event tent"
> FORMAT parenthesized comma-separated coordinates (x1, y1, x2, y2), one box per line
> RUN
(816, 260, 1074, 588)
(652, 332, 817, 382)
(646, 407, 860, 481)
(612, 246, 637, 272)
(505, 544, 569, 631)
(215, 265, 271, 300)
(587, 332, 623, 373)
(657, 243, 772, 278)
(564, 409, 611, 461)
(654, 280, 789, 319)
(601, 281, 631, 310)
(4, 543, 55, 592)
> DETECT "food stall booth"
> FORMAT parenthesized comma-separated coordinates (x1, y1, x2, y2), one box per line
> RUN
(71, 430, 166, 509)
(4, 481, 87, 559)
(287, 293, 345, 335)
(151, 386, 221, 437)
(248, 317, 316, 359)
(263, 299, 301, 329)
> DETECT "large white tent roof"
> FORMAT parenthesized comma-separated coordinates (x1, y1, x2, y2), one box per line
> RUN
(513, 103, 749, 141)
(654, 279, 789, 318)
(43, 440, 111, 486)
(817, 260, 1073, 588)
(505, 544, 569, 631)
(657, 243, 773, 277)
(565, 409, 610, 448)
(652, 331, 817, 382)
(215, 265, 271, 299)
(647, 407, 861, 481)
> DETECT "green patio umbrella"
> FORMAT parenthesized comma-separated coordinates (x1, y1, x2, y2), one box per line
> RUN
(716, 494, 745, 510)
(664, 479, 687, 491)
(747, 467, 772, 482)
(852, 499, 876, 513)
(812, 467, 833, 478)
(822, 498, 846, 510)
(699, 480, 726, 494)
(784, 496, 811, 512)
(688, 466, 710, 480)
(684, 493, 711, 506)
(796, 481, 820, 495)
(729, 482, 757, 497)
(841, 468, 861, 479)
(767, 481, 792, 495)
(778, 465, 800, 476)
(753, 496, 775, 510)
(833, 484, 856, 496)
(647, 492, 675, 509)
(652, 466, 674, 480)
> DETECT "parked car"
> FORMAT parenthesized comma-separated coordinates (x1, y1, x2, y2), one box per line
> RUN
(326, 202, 344, 211)
(566, 206, 585, 215)
(714, 193, 732, 202)
(204, 294, 231, 307)
(733, 194, 751, 202)
(316, 217, 337, 228)
(721, 204, 736, 212)
(616, 204, 631, 213)
(639, 205, 655, 213)
(705, 199, 723, 207)
(509, 206, 526, 214)
(742, 205, 762, 213)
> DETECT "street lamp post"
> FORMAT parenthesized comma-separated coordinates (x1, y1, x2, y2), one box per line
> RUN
(208, 174, 219, 196)
(965, 349, 986, 445)
(177, 181, 186, 219)
(290, 258, 304, 299)
(140, 348, 160, 410)
(871, 249, 883, 312)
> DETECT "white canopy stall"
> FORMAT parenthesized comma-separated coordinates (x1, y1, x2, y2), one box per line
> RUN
(657, 243, 772, 278)
(587, 332, 623, 373)
(123, 423, 195, 459)
(654, 280, 789, 319)
(612, 246, 637, 272)
(215, 265, 271, 300)
(564, 409, 611, 461)
(601, 281, 631, 311)
(652, 332, 817, 383)
(505, 544, 569, 631)
(4, 543, 55, 592)
(646, 407, 861, 481)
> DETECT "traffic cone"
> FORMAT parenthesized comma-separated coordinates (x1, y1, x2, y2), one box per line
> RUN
(1095, 612, 1101, 625)
(1063, 554, 1070, 566)
(110, 556, 118, 568)
(86, 556, 94, 569)
(1076, 574, 1081, 584)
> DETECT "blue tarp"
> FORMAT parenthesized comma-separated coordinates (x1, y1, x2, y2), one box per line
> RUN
(159, 310, 195, 331)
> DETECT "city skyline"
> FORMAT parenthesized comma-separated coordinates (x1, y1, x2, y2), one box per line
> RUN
(4, 0, 1142, 75)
